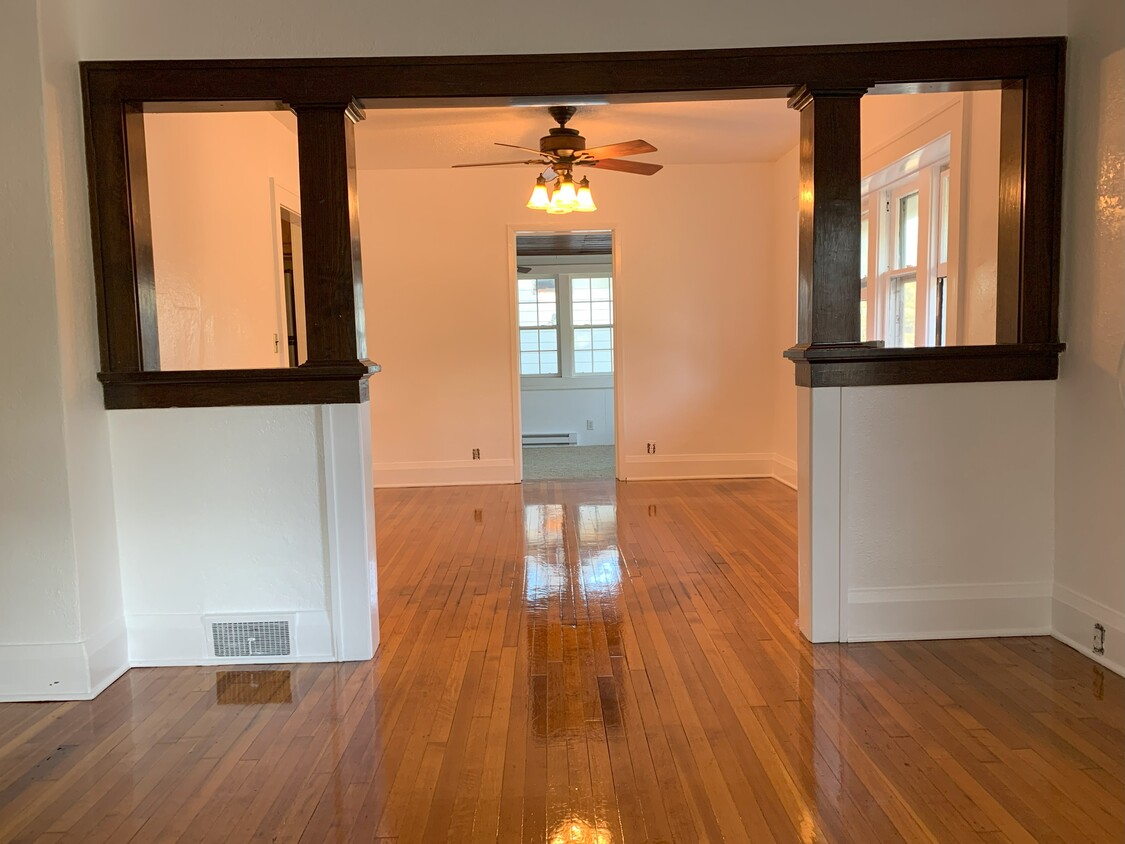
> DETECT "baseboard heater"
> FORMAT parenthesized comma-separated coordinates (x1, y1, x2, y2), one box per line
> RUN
(522, 432, 578, 446)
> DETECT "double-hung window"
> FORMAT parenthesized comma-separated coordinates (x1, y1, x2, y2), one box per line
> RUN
(860, 137, 951, 348)
(518, 270, 614, 380)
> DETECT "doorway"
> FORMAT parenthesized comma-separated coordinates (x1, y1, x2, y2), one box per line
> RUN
(514, 230, 617, 481)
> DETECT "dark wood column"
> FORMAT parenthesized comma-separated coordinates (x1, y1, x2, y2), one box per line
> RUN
(789, 86, 866, 345)
(783, 86, 869, 383)
(996, 72, 1063, 344)
(293, 100, 371, 369)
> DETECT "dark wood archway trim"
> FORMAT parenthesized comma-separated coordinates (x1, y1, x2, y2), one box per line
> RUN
(81, 37, 1066, 408)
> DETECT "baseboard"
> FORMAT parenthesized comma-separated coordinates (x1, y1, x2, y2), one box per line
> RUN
(846, 581, 1053, 642)
(621, 452, 777, 481)
(771, 455, 798, 489)
(1051, 584, 1124, 676)
(0, 617, 130, 702)
(127, 610, 335, 667)
(373, 457, 517, 488)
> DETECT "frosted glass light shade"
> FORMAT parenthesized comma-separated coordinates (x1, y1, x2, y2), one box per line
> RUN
(575, 177, 596, 212)
(526, 177, 550, 210)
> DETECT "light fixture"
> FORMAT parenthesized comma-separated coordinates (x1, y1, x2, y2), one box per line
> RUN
(526, 175, 550, 210)
(537, 172, 594, 215)
(575, 176, 596, 212)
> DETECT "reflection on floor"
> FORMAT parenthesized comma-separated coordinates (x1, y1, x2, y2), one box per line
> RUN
(523, 444, 615, 480)
(0, 479, 1121, 842)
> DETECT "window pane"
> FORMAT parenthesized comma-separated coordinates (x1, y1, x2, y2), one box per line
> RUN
(574, 351, 593, 374)
(537, 303, 556, 326)
(521, 351, 540, 374)
(574, 328, 593, 350)
(939, 168, 950, 265)
(898, 191, 919, 268)
(592, 302, 612, 325)
(593, 351, 613, 372)
(520, 329, 538, 351)
(518, 304, 537, 327)
(860, 215, 869, 280)
(539, 329, 557, 351)
(590, 278, 611, 300)
(573, 302, 592, 326)
(572, 277, 590, 298)
(592, 328, 612, 349)
(889, 274, 917, 347)
(539, 352, 558, 374)
(518, 279, 537, 302)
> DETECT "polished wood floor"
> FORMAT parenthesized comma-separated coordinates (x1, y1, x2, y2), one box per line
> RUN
(0, 479, 1121, 843)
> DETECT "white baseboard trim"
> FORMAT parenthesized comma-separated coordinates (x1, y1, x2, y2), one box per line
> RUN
(846, 581, 1053, 643)
(373, 457, 517, 488)
(622, 452, 776, 481)
(0, 617, 130, 702)
(127, 610, 335, 667)
(1051, 584, 1124, 676)
(771, 455, 798, 489)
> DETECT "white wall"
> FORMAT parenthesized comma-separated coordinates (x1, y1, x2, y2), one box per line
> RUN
(521, 388, 615, 447)
(1054, 0, 1125, 673)
(73, 1, 1064, 59)
(769, 145, 799, 486)
(145, 111, 300, 370)
(361, 164, 787, 486)
(0, 0, 126, 701)
(841, 382, 1055, 641)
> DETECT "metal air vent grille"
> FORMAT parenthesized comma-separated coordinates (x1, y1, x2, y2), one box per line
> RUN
(211, 620, 291, 658)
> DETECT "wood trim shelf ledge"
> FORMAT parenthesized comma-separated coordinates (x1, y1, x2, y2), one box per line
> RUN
(98, 363, 380, 409)
(783, 343, 1064, 387)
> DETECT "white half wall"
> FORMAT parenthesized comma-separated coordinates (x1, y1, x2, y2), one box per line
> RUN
(839, 381, 1055, 642)
(109, 403, 378, 666)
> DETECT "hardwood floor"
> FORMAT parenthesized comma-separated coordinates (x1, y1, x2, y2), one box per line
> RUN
(0, 478, 1121, 842)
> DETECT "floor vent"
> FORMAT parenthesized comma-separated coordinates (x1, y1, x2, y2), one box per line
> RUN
(522, 432, 578, 446)
(210, 620, 291, 658)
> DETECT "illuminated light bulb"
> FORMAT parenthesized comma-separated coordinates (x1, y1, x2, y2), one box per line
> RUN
(526, 176, 550, 210)
(575, 176, 597, 212)
(553, 176, 578, 209)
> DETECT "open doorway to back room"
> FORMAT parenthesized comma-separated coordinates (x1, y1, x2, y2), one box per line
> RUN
(515, 230, 616, 481)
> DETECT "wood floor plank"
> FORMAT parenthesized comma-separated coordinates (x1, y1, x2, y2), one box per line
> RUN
(0, 478, 1120, 842)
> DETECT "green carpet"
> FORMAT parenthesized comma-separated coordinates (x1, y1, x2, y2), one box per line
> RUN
(522, 445, 615, 481)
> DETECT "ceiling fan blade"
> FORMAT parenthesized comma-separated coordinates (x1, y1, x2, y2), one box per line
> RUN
(495, 142, 555, 158)
(579, 139, 658, 160)
(581, 158, 663, 176)
(452, 159, 548, 168)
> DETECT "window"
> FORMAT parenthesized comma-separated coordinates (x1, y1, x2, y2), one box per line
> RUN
(517, 270, 613, 379)
(860, 138, 952, 348)
(518, 278, 560, 375)
(571, 276, 614, 374)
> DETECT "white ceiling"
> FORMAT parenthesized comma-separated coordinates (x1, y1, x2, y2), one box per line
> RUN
(352, 99, 800, 170)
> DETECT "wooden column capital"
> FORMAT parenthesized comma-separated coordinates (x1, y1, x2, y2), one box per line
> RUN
(293, 101, 371, 369)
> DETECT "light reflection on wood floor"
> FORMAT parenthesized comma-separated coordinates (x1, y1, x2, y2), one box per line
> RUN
(0, 478, 1121, 842)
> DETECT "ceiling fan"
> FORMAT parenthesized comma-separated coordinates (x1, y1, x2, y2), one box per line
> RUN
(453, 105, 663, 178)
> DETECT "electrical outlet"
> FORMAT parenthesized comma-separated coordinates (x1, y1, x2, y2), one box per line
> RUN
(586, 419, 594, 430)
(1094, 622, 1106, 655)
(646, 441, 656, 454)
(471, 448, 481, 460)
